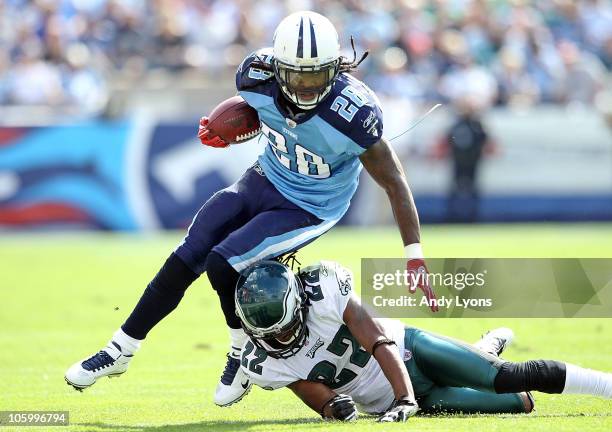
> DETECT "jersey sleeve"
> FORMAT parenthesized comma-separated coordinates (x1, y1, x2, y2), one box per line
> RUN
(308, 261, 357, 322)
(318, 76, 384, 155)
(235, 47, 275, 92)
(241, 364, 296, 391)
(349, 102, 383, 153)
(239, 340, 298, 391)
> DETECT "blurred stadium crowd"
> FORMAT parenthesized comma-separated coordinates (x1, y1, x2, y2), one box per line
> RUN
(0, 0, 611, 115)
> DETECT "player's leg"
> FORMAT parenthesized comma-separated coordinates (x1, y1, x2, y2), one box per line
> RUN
(209, 206, 337, 406)
(418, 386, 533, 414)
(495, 361, 612, 399)
(207, 207, 334, 329)
(64, 168, 255, 391)
(116, 184, 249, 338)
(403, 328, 531, 414)
(406, 328, 504, 391)
(407, 328, 612, 401)
(402, 326, 514, 395)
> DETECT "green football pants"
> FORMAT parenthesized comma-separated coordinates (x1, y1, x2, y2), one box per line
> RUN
(404, 327, 527, 414)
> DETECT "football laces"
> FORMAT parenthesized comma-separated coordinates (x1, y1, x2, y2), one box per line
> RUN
(235, 128, 262, 142)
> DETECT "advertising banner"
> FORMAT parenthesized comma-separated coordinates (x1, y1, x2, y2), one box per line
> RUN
(0, 123, 136, 230)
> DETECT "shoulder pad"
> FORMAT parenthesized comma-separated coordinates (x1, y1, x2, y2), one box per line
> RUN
(325, 261, 353, 297)
(319, 74, 383, 151)
(236, 48, 275, 91)
(301, 261, 354, 303)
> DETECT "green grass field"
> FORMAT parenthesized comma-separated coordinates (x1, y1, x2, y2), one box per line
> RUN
(2, 223, 612, 431)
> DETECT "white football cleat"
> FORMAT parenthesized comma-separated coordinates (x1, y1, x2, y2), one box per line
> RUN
(474, 327, 514, 357)
(65, 341, 132, 391)
(214, 352, 252, 407)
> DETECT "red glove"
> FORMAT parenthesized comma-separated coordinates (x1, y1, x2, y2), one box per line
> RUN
(198, 117, 229, 148)
(407, 258, 438, 312)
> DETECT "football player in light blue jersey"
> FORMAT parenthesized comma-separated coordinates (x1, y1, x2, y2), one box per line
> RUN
(64, 11, 438, 409)
(236, 48, 383, 221)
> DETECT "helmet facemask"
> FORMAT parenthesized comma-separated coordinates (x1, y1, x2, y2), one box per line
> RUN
(273, 58, 340, 110)
(235, 261, 310, 359)
(249, 305, 309, 359)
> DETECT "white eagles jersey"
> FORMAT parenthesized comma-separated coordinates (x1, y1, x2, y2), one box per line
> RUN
(240, 260, 405, 414)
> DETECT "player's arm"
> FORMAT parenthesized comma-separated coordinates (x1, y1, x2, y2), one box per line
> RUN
(359, 136, 420, 248)
(342, 296, 415, 402)
(288, 380, 357, 421)
(343, 297, 420, 422)
(360, 137, 438, 312)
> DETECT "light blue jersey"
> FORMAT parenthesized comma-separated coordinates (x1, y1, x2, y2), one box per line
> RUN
(236, 49, 383, 221)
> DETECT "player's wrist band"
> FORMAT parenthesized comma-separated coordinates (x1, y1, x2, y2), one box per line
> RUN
(320, 396, 337, 418)
(404, 243, 424, 259)
(371, 338, 396, 357)
(395, 395, 417, 406)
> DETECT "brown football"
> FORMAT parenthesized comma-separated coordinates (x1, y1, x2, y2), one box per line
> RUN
(207, 96, 261, 144)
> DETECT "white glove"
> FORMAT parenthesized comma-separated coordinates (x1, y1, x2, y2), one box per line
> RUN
(377, 398, 419, 423)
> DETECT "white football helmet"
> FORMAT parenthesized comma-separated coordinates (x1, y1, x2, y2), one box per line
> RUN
(272, 11, 341, 110)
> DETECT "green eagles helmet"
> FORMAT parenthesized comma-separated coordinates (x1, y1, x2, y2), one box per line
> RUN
(235, 260, 309, 359)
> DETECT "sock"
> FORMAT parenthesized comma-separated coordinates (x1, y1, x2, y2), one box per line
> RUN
(229, 327, 247, 357)
(111, 328, 142, 356)
(562, 363, 612, 398)
(494, 360, 566, 393)
(122, 253, 199, 339)
(205, 251, 241, 329)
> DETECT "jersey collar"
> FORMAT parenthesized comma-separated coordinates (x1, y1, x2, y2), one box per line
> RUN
(272, 83, 325, 125)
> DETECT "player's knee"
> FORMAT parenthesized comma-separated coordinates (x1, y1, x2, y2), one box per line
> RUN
(494, 360, 566, 394)
(148, 253, 199, 294)
(204, 188, 243, 217)
(205, 252, 237, 292)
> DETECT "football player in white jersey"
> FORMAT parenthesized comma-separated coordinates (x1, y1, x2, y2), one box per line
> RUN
(236, 260, 612, 422)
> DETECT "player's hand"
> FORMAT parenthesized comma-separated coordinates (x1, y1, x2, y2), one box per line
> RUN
(323, 394, 358, 421)
(407, 258, 438, 312)
(198, 117, 229, 148)
(377, 398, 419, 423)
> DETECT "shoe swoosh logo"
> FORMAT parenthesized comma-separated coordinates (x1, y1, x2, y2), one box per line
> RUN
(241, 380, 250, 389)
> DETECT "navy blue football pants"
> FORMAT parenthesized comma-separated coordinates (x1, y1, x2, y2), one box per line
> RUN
(175, 164, 338, 274)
